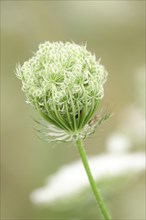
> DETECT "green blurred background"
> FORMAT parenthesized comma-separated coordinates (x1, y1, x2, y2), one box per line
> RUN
(1, 1, 145, 219)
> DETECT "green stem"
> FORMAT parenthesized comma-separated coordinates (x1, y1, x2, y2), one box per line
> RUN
(76, 138, 111, 220)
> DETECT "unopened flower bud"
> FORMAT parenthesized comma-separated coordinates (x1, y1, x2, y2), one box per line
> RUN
(16, 42, 108, 141)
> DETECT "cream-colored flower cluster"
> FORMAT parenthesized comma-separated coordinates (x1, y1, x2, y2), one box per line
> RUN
(16, 42, 108, 136)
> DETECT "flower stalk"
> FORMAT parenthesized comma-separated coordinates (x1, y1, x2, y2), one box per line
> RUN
(76, 138, 111, 220)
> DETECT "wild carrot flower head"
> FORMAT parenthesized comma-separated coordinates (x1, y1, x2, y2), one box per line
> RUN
(16, 42, 108, 141)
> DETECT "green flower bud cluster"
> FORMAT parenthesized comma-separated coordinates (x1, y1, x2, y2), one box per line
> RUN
(16, 42, 108, 141)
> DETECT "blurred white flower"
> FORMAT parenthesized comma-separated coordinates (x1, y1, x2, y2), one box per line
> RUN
(118, 67, 145, 145)
(30, 152, 145, 205)
(119, 106, 145, 145)
(107, 66, 145, 152)
(106, 133, 131, 154)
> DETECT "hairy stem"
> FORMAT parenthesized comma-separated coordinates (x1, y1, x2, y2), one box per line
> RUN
(76, 138, 111, 220)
